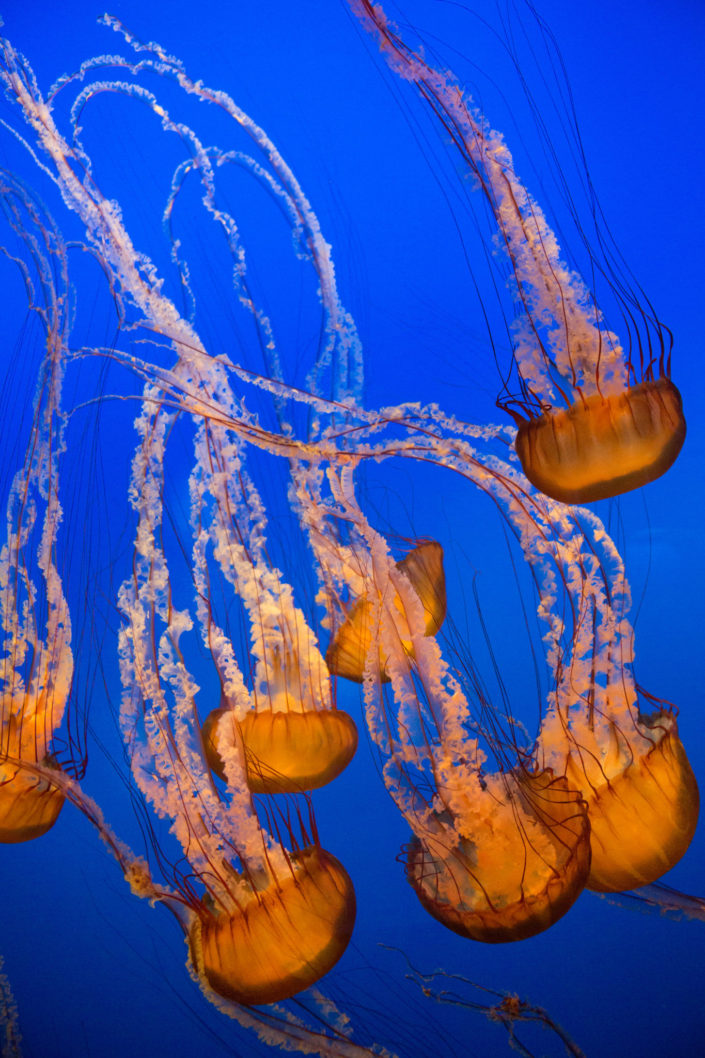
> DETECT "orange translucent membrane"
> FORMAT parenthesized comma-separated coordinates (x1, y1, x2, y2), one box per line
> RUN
(564, 711, 699, 892)
(515, 378, 686, 504)
(202, 705, 358, 794)
(189, 847, 356, 1005)
(406, 771, 590, 943)
(326, 541, 447, 683)
(0, 758, 64, 843)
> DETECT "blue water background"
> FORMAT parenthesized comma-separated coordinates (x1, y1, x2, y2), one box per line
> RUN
(0, 1, 703, 1056)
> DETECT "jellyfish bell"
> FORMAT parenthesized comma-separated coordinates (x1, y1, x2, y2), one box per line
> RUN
(406, 766, 590, 943)
(0, 746, 64, 844)
(0, 687, 70, 844)
(190, 844, 356, 1006)
(551, 705, 699, 893)
(202, 689, 358, 794)
(325, 540, 447, 683)
(513, 378, 686, 505)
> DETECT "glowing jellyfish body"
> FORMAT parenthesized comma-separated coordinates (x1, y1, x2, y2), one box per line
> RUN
(515, 378, 686, 504)
(347, 0, 685, 502)
(550, 701, 698, 892)
(203, 702, 358, 794)
(326, 540, 447, 682)
(405, 768, 590, 943)
(190, 845, 356, 1005)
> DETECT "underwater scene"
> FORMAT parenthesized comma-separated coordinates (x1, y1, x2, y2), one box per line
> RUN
(0, 1, 703, 1056)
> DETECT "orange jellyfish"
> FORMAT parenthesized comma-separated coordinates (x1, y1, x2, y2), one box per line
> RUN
(530, 502, 699, 891)
(0, 172, 74, 842)
(191, 418, 358, 795)
(346, 0, 685, 503)
(325, 538, 447, 683)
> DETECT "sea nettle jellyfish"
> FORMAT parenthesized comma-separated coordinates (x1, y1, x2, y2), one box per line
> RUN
(189, 406, 358, 795)
(346, 0, 685, 503)
(324, 538, 447, 684)
(0, 172, 74, 842)
(529, 501, 699, 892)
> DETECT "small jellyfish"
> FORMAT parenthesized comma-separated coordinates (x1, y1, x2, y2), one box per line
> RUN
(192, 418, 358, 795)
(404, 766, 590, 943)
(346, 0, 685, 502)
(189, 844, 356, 1006)
(325, 539, 447, 683)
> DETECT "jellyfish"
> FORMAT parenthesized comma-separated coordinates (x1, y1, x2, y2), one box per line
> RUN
(346, 0, 685, 503)
(530, 502, 699, 892)
(191, 416, 358, 795)
(0, 171, 74, 842)
(325, 538, 447, 683)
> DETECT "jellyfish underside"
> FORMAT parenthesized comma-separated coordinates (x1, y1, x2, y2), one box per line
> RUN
(189, 846, 356, 1005)
(202, 704, 358, 794)
(0, 758, 64, 843)
(514, 378, 686, 504)
(563, 710, 699, 892)
(326, 541, 447, 683)
(0, 712, 65, 843)
(406, 770, 591, 943)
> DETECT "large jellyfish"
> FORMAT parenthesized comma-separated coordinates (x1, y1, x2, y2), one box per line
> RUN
(346, 0, 686, 503)
(0, 171, 74, 842)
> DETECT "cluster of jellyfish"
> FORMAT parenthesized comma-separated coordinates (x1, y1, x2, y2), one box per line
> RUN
(0, 3, 698, 1057)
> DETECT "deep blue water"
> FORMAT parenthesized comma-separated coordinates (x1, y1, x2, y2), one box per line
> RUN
(0, 2, 703, 1057)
